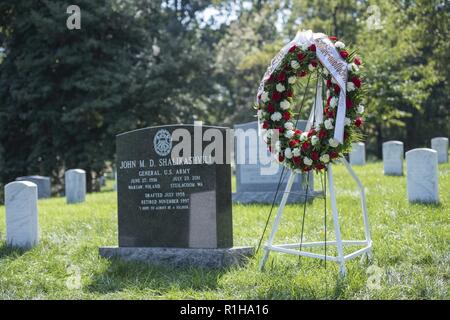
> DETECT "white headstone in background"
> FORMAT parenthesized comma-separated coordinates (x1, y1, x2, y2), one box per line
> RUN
(431, 137, 448, 164)
(5, 181, 39, 248)
(350, 142, 366, 166)
(406, 148, 439, 203)
(382, 141, 404, 175)
(113, 169, 117, 191)
(65, 169, 86, 204)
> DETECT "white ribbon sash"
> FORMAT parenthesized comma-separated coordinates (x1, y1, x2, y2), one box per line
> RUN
(257, 30, 348, 143)
(305, 79, 323, 132)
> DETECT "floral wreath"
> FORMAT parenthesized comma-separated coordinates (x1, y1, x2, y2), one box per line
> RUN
(256, 31, 365, 172)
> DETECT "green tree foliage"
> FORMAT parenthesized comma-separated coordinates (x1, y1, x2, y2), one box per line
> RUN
(212, 0, 449, 156)
(0, 0, 215, 193)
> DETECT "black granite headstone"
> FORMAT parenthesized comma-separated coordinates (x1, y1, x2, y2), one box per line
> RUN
(116, 125, 232, 249)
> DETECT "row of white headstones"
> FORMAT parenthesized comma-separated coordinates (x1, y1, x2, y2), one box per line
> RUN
(350, 137, 448, 204)
(2, 137, 448, 250)
(3, 169, 87, 248)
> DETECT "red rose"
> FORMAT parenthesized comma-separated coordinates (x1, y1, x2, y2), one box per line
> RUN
(329, 36, 337, 41)
(311, 60, 318, 67)
(301, 141, 310, 151)
(268, 74, 274, 83)
(297, 53, 305, 61)
(303, 166, 312, 172)
(272, 91, 281, 101)
(311, 151, 319, 161)
(308, 44, 316, 52)
(355, 117, 364, 127)
(334, 84, 340, 94)
(346, 97, 353, 110)
(354, 57, 361, 65)
(297, 71, 307, 77)
(278, 73, 286, 82)
(262, 121, 269, 129)
(352, 76, 362, 88)
(295, 129, 302, 136)
(327, 109, 335, 118)
(267, 104, 275, 113)
(340, 50, 349, 59)
(307, 129, 316, 137)
(329, 151, 339, 159)
(289, 140, 299, 148)
(315, 163, 325, 170)
(289, 45, 297, 53)
(326, 96, 332, 107)
(318, 130, 327, 139)
(277, 127, 285, 133)
(293, 156, 302, 165)
(285, 90, 293, 98)
(326, 79, 332, 88)
(278, 154, 285, 162)
(282, 111, 291, 120)
(325, 106, 335, 118)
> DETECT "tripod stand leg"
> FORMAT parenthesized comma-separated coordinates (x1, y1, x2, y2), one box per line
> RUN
(259, 171, 297, 271)
(341, 158, 372, 258)
(327, 164, 346, 276)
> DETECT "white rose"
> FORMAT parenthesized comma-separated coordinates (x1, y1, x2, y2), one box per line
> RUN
(257, 109, 263, 119)
(331, 77, 338, 84)
(300, 131, 308, 141)
(335, 41, 345, 49)
(348, 63, 359, 72)
(292, 148, 301, 157)
(300, 43, 308, 51)
(330, 96, 338, 108)
(284, 130, 295, 139)
(324, 119, 334, 130)
(284, 122, 294, 130)
(288, 76, 297, 84)
(323, 68, 329, 76)
(357, 105, 365, 114)
(303, 157, 313, 166)
(347, 82, 356, 92)
(344, 117, 351, 126)
(275, 141, 281, 152)
(261, 91, 269, 102)
(285, 148, 293, 159)
(329, 138, 339, 148)
(276, 83, 286, 92)
(280, 100, 291, 110)
(320, 154, 330, 163)
(311, 135, 319, 146)
(271, 112, 282, 121)
(308, 63, 315, 71)
(291, 60, 300, 69)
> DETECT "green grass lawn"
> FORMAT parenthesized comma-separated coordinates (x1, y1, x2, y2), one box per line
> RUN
(0, 161, 448, 300)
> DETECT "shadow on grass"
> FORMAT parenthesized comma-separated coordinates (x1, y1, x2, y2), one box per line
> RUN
(87, 258, 232, 295)
(0, 242, 28, 259)
(409, 202, 443, 209)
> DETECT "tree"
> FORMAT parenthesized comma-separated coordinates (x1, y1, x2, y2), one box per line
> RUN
(0, 0, 217, 195)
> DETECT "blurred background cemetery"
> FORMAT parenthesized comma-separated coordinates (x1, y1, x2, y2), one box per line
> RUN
(0, 0, 448, 197)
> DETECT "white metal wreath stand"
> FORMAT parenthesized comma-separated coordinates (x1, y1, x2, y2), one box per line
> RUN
(259, 157, 372, 276)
